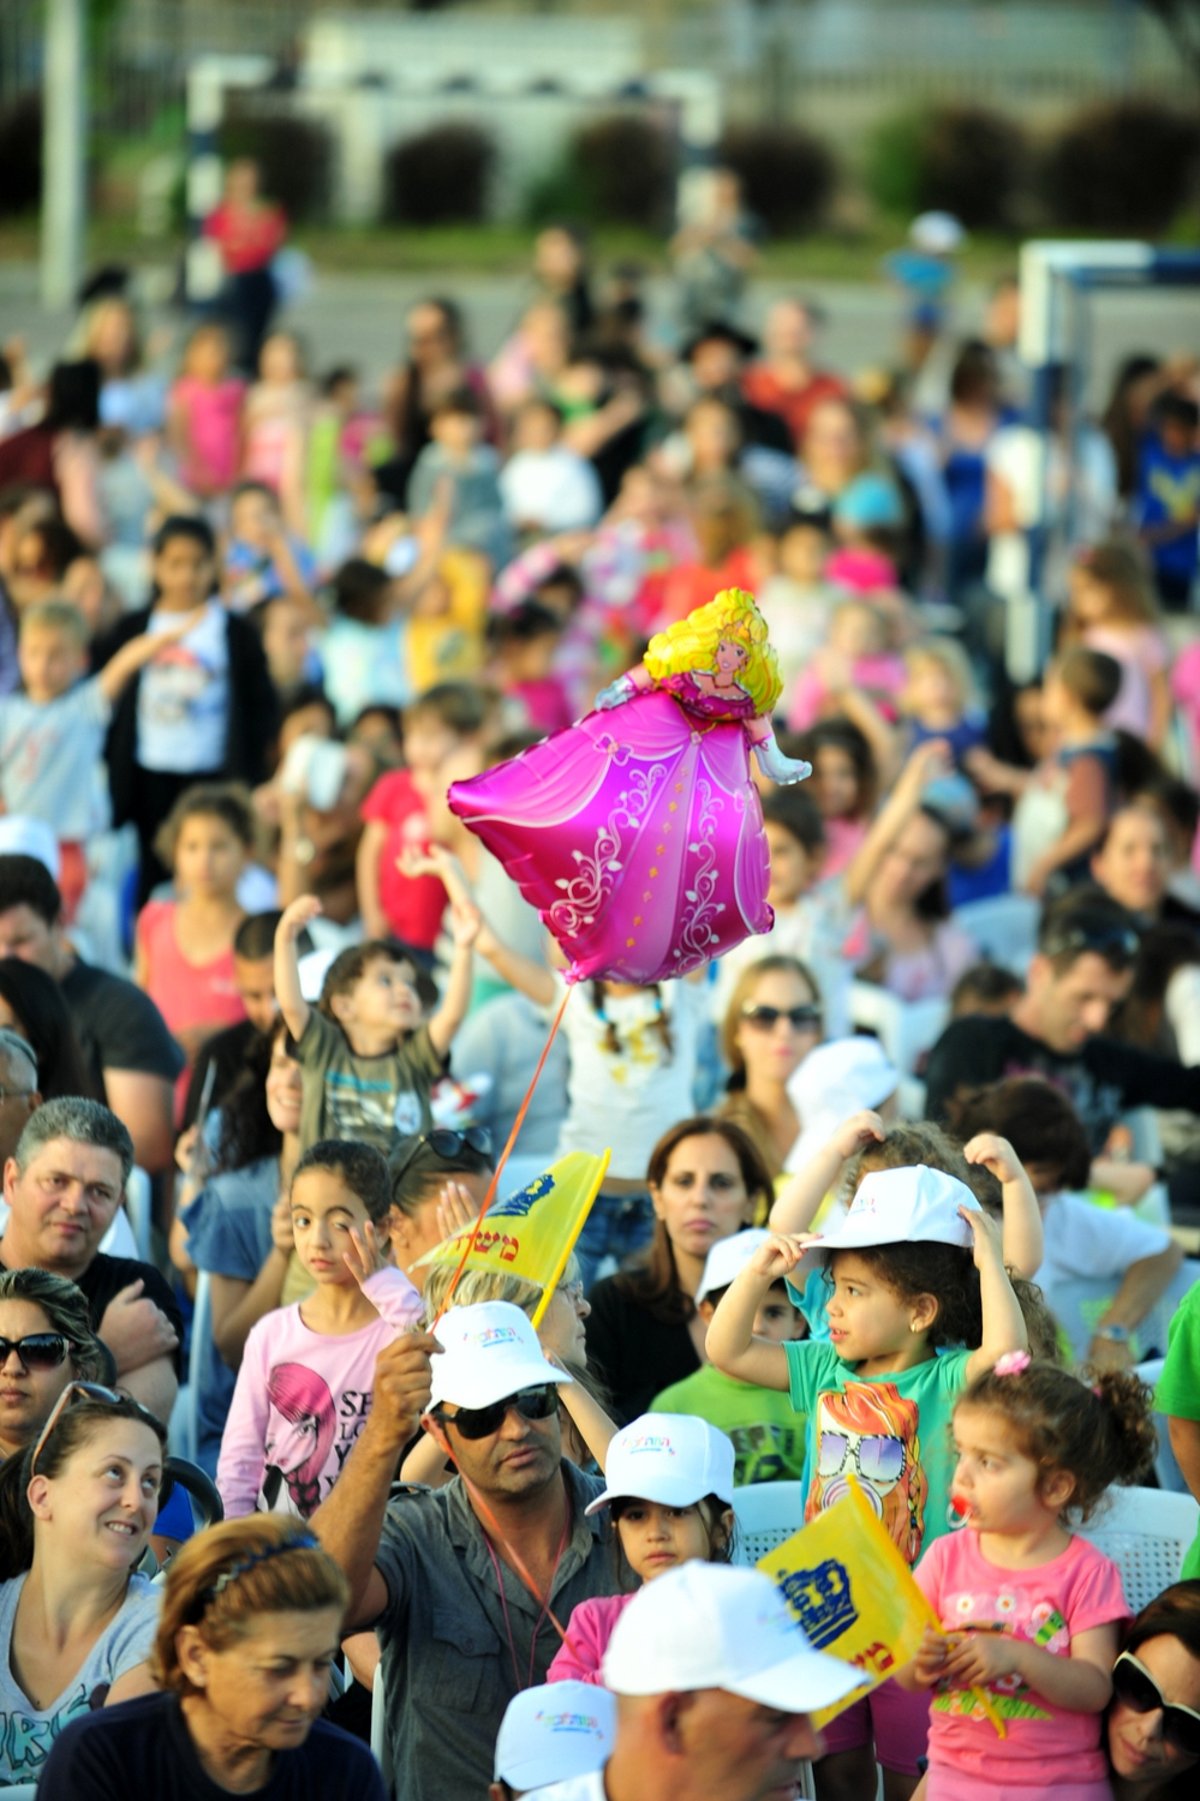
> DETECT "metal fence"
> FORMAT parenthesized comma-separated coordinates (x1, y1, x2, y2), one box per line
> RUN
(0, 1, 1191, 130)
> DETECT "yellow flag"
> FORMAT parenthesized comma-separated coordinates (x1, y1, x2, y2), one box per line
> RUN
(416, 1149, 610, 1324)
(758, 1477, 1006, 1735)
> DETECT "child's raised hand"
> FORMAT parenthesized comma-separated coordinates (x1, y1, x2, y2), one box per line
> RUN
(344, 1220, 391, 1289)
(397, 844, 450, 883)
(746, 1233, 814, 1283)
(959, 1203, 1003, 1270)
(900, 736, 953, 794)
(434, 1180, 480, 1243)
(270, 1191, 295, 1258)
(448, 891, 483, 950)
(942, 1630, 1018, 1687)
(963, 1133, 1023, 1187)
(278, 894, 323, 940)
(833, 1110, 887, 1161)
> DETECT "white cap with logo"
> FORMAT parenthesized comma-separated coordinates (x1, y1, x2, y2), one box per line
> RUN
(584, 1413, 736, 1517)
(428, 1300, 571, 1412)
(601, 1562, 861, 1713)
(695, 1229, 776, 1307)
(813, 1164, 979, 1258)
(494, 1680, 616, 1790)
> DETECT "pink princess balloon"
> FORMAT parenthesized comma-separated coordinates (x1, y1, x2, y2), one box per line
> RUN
(448, 588, 810, 986)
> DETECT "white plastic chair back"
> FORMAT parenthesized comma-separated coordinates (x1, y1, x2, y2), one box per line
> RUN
(847, 982, 948, 1078)
(951, 894, 1040, 976)
(371, 1659, 392, 1785)
(169, 1267, 211, 1464)
(122, 1166, 153, 1262)
(731, 1482, 807, 1566)
(1079, 1486, 1199, 1614)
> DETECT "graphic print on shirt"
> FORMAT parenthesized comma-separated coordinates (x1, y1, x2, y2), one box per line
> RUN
(933, 1586, 1069, 1724)
(259, 1368, 377, 1517)
(0, 1683, 94, 1776)
(321, 1069, 424, 1143)
(807, 1381, 927, 1564)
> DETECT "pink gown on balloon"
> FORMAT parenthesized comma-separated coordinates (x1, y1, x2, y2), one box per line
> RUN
(448, 671, 773, 985)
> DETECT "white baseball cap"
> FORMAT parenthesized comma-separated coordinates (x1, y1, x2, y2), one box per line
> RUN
(813, 1164, 979, 1258)
(585, 1413, 736, 1516)
(0, 817, 61, 882)
(601, 1562, 861, 1712)
(910, 210, 966, 254)
(428, 1300, 571, 1411)
(494, 1680, 615, 1790)
(695, 1229, 776, 1307)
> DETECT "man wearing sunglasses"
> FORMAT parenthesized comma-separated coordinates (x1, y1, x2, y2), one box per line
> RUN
(313, 1300, 616, 1801)
(926, 891, 1200, 1196)
(0, 1097, 182, 1420)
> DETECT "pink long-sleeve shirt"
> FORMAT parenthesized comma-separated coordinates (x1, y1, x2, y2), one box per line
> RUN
(548, 1592, 637, 1685)
(216, 1267, 422, 1519)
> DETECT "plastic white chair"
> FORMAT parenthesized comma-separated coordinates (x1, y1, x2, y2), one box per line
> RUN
(732, 1482, 807, 1566)
(951, 894, 1040, 976)
(371, 1658, 392, 1785)
(1078, 1485, 1198, 1613)
(846, 982, 948, 1078)
(1135, 1357, 1188, 1495)
(169, 1268, 211, 1464)
(123, 1166, 153, 1263)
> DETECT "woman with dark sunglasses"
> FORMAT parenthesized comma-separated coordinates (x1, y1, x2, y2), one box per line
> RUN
(1107, 1581, 1200, 1797)
(718, 954, 824, 1182)
(0, 1265, 111, 1463)
(0, 1383, 167, 1783)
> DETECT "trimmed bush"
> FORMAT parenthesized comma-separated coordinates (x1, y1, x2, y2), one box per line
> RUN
(0, 93, 43, 216)
(865, 103, 1027, 230)
(219, 106, 334, 225)
(567, 113, 676, 230)
(719, 123, 837, 236)
(1041, 99, 1200, 235)
(382, 122, 495, 225)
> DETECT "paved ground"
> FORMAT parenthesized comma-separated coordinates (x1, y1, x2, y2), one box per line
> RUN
(2, 262, 1197, 406)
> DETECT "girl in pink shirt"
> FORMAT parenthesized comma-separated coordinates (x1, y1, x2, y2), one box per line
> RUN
(548, 1414, 735, 1685)
(907, 1356, 1155, 1801)
(1065, 542, 1171, 750)
(167, 323, 246, 498)
(218, 1139, 422, 1518)
(134, 782, 253, 1120)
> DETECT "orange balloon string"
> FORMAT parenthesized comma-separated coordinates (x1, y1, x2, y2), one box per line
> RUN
(430, 983, 572, 1330)
(422, 983, 586, 1661)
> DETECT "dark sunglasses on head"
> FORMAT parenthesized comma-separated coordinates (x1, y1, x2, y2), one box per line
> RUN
(0, 1333, 72, 1372)
(1041, 922, 1140, 967)
(390, 1125, 493, 1189)
(741, 1004, 822, 1032)
(430, 1384, 558, 1442)
(30, 1380, 165, 1478)
(1112, 1651, 1200, 1756)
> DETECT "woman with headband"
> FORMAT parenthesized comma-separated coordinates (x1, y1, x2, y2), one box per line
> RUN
(39, 1513, 386, 1797)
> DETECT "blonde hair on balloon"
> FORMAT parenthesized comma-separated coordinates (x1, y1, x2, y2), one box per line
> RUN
(645, 587, 782, 717)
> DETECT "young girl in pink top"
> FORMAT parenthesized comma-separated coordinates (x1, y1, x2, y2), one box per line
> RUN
(1065, 541, 1171, 750)
(240, 330, 311, 534)
(167, 323, 246, 499)
(135, 782, 253, 1119)
(906, 1355, 1156, 1801)
(218, 1138, 422, 1518)
(547, 1414, 735, 1685)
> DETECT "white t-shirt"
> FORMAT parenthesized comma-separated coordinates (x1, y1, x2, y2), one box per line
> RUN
(135, 599, 229, 773)
(1037, 1190, 1170, 1290)
(555, 973, 705, 1180)
(0, 676, 111, 837)
(499, 447, 604, 533)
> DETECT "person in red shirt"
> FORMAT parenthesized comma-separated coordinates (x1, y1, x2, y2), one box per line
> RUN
(203, 159, 288, 374)
(742, 297, 849, 452)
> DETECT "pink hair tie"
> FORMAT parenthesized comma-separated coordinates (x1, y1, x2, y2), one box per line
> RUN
(993, 1350, 1031, 1378)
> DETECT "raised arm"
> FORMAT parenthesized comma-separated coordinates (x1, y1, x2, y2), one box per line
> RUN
(274, 895, 322, 1043)
(394, 846, 480, 1059)
(843, 738, 952, 909)
(770, 1111, 885, 1236)
(962, 1133, 1043, 1280)
(961, 1206, 1028, 1383)
(312, 1332, 437, 1630)
(705, 1234, 808, 1390)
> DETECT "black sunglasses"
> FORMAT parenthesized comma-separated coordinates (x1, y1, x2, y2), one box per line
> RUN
(0, 1333, 72, 1372)
(430, 1384, 558, 1442)
(1112, 1652, 1200, 1756)
(741, 1004, 822, 1031)
(1041, 923, 1140, 966)
(390, 1126, 493, 1189)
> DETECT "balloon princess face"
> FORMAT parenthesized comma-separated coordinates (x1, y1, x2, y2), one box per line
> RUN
(643, 587, 783, 719)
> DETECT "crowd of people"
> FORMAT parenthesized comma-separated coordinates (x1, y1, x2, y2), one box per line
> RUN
(1, 163, 1200, 1799)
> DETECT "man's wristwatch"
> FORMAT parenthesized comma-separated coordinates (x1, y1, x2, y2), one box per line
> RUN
(1093, 1322, 1131, 1344)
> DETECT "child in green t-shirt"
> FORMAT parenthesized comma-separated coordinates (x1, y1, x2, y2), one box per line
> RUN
(650, 1228, 808, 1486)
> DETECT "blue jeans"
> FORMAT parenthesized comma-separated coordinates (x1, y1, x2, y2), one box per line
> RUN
(575, 1188, 656, 1294)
